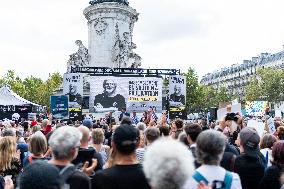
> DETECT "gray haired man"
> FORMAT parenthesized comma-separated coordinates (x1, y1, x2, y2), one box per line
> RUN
(48, 126, 96, 189)
(183, 130, 242, 189)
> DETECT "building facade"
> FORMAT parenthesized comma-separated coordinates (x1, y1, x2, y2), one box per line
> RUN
(200, 46, 284, 98)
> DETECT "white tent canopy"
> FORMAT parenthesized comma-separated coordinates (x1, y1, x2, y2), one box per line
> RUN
(0, 85, 41, 106)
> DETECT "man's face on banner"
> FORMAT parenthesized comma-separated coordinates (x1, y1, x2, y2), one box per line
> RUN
(104, 80, 116, 94)
(174, 85, 181, 95)
(69, 84, 77, 95)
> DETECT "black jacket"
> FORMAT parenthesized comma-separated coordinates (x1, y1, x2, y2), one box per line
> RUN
(234, 153, 266, 189)
(259, 165, 282, 189)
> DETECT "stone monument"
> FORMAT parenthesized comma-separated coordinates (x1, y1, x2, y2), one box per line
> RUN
(67, 0, 141, 71)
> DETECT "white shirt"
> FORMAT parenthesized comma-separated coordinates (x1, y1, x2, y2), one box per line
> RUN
(260, 148, 272, 167)
(183, 165, 242, 189)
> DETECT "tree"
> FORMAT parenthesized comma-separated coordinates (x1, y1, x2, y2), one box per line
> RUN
(245, 68, 284, 102)
(183, 68, 202, 111)
(0, 70, 63, 110)
(182, 68, 232, 112)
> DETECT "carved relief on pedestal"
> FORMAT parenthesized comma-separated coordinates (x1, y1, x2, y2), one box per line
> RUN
(94, 18, 108, 35)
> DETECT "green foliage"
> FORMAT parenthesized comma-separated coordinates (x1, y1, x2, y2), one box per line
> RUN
(245, 68, 284, 102)
(0, 70, 63, 110)
(183, 68, 232, 112)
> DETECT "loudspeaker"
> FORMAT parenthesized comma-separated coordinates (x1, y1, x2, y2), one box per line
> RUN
(209, 107, 218, 121)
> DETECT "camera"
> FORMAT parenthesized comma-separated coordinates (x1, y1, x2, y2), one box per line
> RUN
(225, 113, 239, 122)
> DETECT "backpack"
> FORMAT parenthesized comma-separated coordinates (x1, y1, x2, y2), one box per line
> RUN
(0, 176, 4, 189)
(59, 164, 76, 189)
(192, 170, 233, 189)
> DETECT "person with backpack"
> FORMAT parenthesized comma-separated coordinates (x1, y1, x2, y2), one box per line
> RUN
(183, 130, 242, 189)
(23, 131, 49, 167)
(48, 126, 96, 189)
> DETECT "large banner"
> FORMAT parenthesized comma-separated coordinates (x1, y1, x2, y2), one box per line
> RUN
(50, 95, 69, 120)
(0, 105, 32, 121)
(169, 75, 187, 119)
(244, 101, 268, 116)
(63, 73, 83, 107)
(63, 73, 83, 120)
(90, 76, 163, 113)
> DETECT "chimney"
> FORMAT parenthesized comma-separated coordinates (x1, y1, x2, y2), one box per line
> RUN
(252, 57, 258, 62)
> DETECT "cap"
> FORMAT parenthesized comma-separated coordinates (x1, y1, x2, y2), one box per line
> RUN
(31, 120, 38, 127)
(82, 119, 93, 129)
(240, 127, 260, 156)
(19, 161, 61, 189)
(113, 124, 139, 147)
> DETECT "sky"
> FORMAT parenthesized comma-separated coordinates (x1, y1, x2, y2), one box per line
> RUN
(1, 0, 284, 80)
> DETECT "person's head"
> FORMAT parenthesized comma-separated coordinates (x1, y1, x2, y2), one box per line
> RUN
(92, 128, 105, 145)
(136, 122, 146, 132)
(239, 127, 260, 157)
(277, 126, 284, 140)
(48, 126, 82, 161)
(0, 136, 17, 171)
(184, 123, 202, 145)
(41, 119, 49, 129)
(77, 126, 90, 145)
(108, 111, 113, 116)
(170, 121, 177, 132)
(173, 85, 182, 95)
(1, 128, 16, 137)
(143, 138, 194, 189)
(275, 121, 281, 130)
(112, 124, 139, 155)
(178, 132, 189, 146)
(75, 39, 83, 46)
(29, 131, 47, 156)
(196, 130, 226, 165)
(271, 141, 284, 168)
(260, 134, 277, 149)
(18, 161, 62, 189)
(143, 111, 148, 117)
(121, 117, 132, 125)
(121, 107, 126, 113)
(32, 124, 42, 133)
(145, 127, 160, 145)
(159, 126, 170, 136)
(82, 119, 93, 129)
(132, 111, 136, 116)
(69, 84, 77, 95)
(175, 119, 184, 130)
(103, 79, 117, 95)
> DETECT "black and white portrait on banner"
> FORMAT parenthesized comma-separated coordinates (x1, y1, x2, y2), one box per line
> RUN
(169, 76, 186, 107)
(63, 73, 83, 108)
(169, 75, 187, 119)
(90, 77, 127, 113)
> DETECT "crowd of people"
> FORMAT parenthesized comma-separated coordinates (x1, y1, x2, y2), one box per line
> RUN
(0, 107, 284, 189)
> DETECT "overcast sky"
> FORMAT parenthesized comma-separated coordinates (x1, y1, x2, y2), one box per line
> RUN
(1, 0, 284, 80)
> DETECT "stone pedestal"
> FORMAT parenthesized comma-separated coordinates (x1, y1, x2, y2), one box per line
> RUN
(84, 2, 139, 68)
